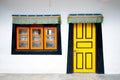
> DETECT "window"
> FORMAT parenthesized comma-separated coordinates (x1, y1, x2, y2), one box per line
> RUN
(12, 24, 61, 55)
(12, 15, 61, 55)
(16, 25, 57, 50)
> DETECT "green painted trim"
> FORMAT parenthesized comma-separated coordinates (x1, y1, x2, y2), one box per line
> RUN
(13, 16, 61, 24)
(68, 14, 103, 23)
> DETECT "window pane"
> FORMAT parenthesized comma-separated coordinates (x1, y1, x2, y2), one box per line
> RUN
(46, 42, 54, 48)
(19, 29, 27, 34)
(19, 42, 28, 47)
(19, 36, 28, 41)
(46, 36, 54, 41)
(32, 29, 41, 35)
(32, 42, 41, 47)
(46, 29, 54, 35)
(33, 36, 41, 41)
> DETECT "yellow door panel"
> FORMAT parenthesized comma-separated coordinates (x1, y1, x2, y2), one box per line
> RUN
(85, 53, 92, 69)
(76, 41, 92, 48)
(76, 53, 83, 69)
(85, 23, 92, 39)
(76, 23, 83, 38)
(73, 23, 96, 73)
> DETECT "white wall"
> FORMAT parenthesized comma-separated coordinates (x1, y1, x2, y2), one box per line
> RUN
(0, 0, 120, 74)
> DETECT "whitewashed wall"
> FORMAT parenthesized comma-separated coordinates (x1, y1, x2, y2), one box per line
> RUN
(0, 0, 120, 74)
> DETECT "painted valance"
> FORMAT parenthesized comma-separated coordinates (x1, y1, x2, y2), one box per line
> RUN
(68, 14, 103, 23)
(12, 15, 61, 24)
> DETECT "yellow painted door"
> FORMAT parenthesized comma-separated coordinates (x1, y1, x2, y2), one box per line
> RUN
(73, 23, 96, 72)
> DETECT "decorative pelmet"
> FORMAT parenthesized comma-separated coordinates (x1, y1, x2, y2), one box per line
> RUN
(12, 15, 61, 24)
(68, 14, 103, 23)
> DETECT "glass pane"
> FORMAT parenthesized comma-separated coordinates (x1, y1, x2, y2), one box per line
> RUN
(46, 36, 54, 41)
(19, 29, 27, 34)
(46, 29, 54, 35)
(32, 29, 41, 35)
(46, 42, 54, 48)
(19, 36, 28, 41)
(19, 42, 28, 47)
(32, 42, 41, 47)
(32, 36, 41, 41)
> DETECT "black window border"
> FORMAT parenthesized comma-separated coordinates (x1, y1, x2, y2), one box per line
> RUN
(11, 24, 62, 55)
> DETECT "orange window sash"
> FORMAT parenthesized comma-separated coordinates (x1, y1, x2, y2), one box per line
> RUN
(44, 27, 57, 50)
(16, 27, 29, 50)
(30, 27, 43, 50)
